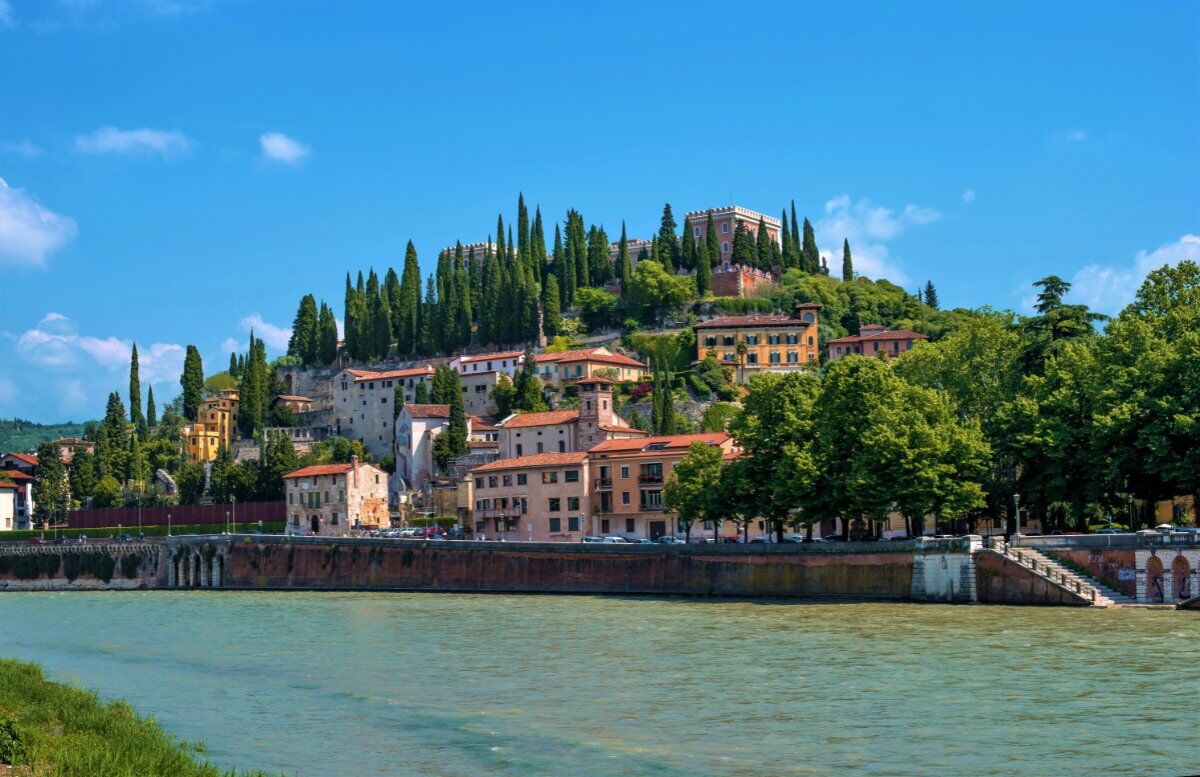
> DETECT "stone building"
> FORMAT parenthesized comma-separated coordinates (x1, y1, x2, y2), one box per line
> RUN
(496, 379, 644, 458)
(684, 206, 781, 263)
(459, 369, 501, 417)
(826, 325, 930, 361)
(283, 456, 390, 537)
(333, 366, 434, 459)
(533, 348, 649, 388)
(449, 350, 524, 380)
(694, 306, 821, 381)
(468, 452, 590, 541)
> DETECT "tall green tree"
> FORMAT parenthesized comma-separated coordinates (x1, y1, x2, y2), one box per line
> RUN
(288, 294, 320, 364)
(513, 343, 548, 412)
(128, 343, 145, 434)
(705, 213, 720, 268)
(657, 203, 680, 272)
(543, 274, 561, 338)
(146, 386, 157, 428)
(923, 281, 939, 309)
(842, 240, 854, 282)
(396, 241, 422, 354)
(801, 217, 819, 274)
(755, 217, 774, 270)
(663, 440, 725, 541)
(180, 345, 204, 422)
(432, 371, 468, 471)
(730, 222, 757, 267)
(317, 301, 339, 364)
(695, 239, 711, 296)
(32, 441, 70, 525)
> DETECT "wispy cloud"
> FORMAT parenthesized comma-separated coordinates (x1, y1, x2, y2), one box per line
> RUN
(74, 126, 194, 159)
(0, 140, 43, 157)
(259, 132, 310, 166)
(1053, 128, 1089, 145)
(1064, 234, 1200, 316)
(814, 194, 942, 284)
(12, 312, 186, 384)
(0, 177, 79, 267)
(239, 314, 292, 351)
(961, 189, 976, 203)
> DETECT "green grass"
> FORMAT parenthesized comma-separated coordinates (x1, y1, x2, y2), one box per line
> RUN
(0, 656, 277, 776)
(0, 522, 286, 542)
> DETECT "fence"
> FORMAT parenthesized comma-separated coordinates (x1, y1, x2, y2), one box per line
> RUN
(66, 501, 286, 530)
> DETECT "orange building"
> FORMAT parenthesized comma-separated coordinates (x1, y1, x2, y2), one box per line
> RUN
(588, 432, 737, 540)
(468, 452, 590, 541)
(826, 324, 929, 361)
(694, 305, 821, 382)
(184, 388, 239, 462)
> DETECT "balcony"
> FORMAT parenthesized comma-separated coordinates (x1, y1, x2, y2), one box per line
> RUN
(638, 503, 665, 512)
(475, 507, 524, 518)
(638, 474, 663, 484)
(595, 477, 613, 489)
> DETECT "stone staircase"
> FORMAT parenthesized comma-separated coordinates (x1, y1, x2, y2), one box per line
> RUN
(1001, 545, 1135, 607)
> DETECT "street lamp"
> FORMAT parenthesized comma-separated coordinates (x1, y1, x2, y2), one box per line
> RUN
(230, 495, 237, 534)
(167, 513, 172, 537)
(1012, 492, 1021, 538)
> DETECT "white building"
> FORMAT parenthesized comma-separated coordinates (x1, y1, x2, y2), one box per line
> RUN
(448, 350, 524, 380)
(332, 366, 434, 459)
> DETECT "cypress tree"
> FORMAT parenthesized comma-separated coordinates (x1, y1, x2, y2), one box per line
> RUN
(679, 214, 694, 272)
(228, 352, 238, 376)
(658, 203, 680, 272)
(513, 343, 547, 412)
(568, 210, 588, 290)
(695, 239, 711, 296)
(317, 302, 338, 364)
(554, 223, 572, 309)
(413, 381, 430, 405)
(384, 268, 403, 342)
(842, 239, 854, 281)
(397, 241, 422, 354)
(146, 386, 157, 428)
(588, 224, 611, 284)
(288, 294, 319, 363)
(801, 218, 818, 273)
(343, 273, 359, 359)
(366, 270, 392, 360)
(517, 193, 531, 277)
(237, 354, 245, 375)
(705, 213, 720, 268)
(531, 206, 547, 284)
(617, 221, 632, 289)
(780, 209, 793, 268)
(455, 249, 473, 348)
(129, 343, 145, 434)
(482, 240, 503, 344)
(417, 275, 436, 356)
(543, 274, 561, 338)
(790, 200, 801, 253)
(755, 217, 774, 270)
(731, 222, 757, 266)
(127, 431, 149, 485)
(923, 281, 940, 309)
(238, 332, 268, 437)
(181, 345, 204, 421)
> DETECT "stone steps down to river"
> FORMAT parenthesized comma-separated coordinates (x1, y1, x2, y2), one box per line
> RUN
(1002, 546, 1131, 607)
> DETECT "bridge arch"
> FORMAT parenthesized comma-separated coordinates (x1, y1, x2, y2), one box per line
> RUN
(1145, 555, 1165, 603)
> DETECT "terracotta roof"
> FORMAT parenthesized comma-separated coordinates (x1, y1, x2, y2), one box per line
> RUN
(600, 424, 648, 435)
(827, 328, 929, 345)
(0, 470, 33, 482)
(470, 452, 588, 473)
(589, 432, 730, 454)
(283, 462, 356, 479)
(275, 395, 315, 402)
(469, 417, 497, 430)
(459, 350, 523, 364)
(405, 403, 451, 419)
(51, 437, 91, 446)
(695, 314, 816, 330)
(4, 453, 38, 467)
(349, 366, 434, 382)
(499, 409, 579, 428)
(468, 440, 499, 449)
(535, 348, 647, 369)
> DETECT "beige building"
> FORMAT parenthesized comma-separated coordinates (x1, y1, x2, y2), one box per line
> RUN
(468, 452, 590, 541)
(496, 379, 644, 458)
(49, 437, 95, 465)
(533, 347, 649, 388)
(695, 306, 822, 381)
(333, 366, 435, 459)
(283, 456, 390, 536)
(460, 369, 501, 417)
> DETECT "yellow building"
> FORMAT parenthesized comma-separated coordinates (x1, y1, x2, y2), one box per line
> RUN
(694, 304, 821, 382)
(185, 389, 240, 462)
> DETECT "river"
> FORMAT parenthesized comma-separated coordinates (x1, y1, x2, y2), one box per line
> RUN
(0, 592, 1195, 776)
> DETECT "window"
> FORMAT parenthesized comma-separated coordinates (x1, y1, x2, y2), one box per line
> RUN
(769, 352, 781, 364)
(516, 473, 527, 486)
(542, 471, 559, 484)
(568, 516, 580, 532)
(601, 519, 610, 534)
(804, 313, 814, 323)
(503, 475, 512, 487)
(626, 518, 635, 533)
(722, 241, 729, 254)
(548, 497, 561, 512)
(557, 441, 566, 453)
(620, 465, 629, 479)
(488, 476, 498, 488)
(641, 490, 663, 509)
(693, 226, 701, 237)
(768, 334, 780, 345)
(705, 336, 717, 347)
(536, 442, 544, 453)
(565, 470, 579, 482)
(549, 517, 562, 533)
(722, 335, 735, 346)
(786, 333, 799, 344)
(787, 351, 798, 364)
(747, 353, 758, 364)
(621, 491, 631, 505)
(721, 222, 729, 233)
(808, 336, 815, 345)
(564, 496, 578, 511)
(474, 477, 483, 488)
(516, 444, 523, 456)
(381, 396, 387, 403)
(746, 335, 758, 345)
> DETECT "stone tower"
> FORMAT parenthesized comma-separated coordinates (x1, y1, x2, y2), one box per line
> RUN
(575, 378, 615, 451)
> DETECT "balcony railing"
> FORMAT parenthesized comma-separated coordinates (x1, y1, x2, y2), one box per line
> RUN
(638, 474, 663, 484)
(475, 507, 524, 518)
(595, 477, 613, 489)
(639, 503, 665, 512)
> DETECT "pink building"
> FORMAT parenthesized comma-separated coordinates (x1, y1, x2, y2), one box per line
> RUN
(469, 452, 591, 541)
(826, 325, 929, 360)
(684, 206, 781, 264)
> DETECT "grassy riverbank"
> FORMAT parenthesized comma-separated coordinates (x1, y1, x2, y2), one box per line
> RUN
(0, 657, 273, 776)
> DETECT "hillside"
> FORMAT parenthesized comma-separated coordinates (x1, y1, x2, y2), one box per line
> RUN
(0, 418, 90, 454)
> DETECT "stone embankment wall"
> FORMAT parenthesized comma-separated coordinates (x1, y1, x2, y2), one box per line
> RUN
(974, 550, 1091, 606)
(219, 538, 919, 600)
(0, 543, 157, 591)
(1050, 549, 1137, 597)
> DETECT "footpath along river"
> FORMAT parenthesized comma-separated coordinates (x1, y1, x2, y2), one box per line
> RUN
(0, 592, 1195, 776)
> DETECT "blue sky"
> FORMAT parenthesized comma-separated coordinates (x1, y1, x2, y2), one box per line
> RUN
(1, 0, 1197, 423)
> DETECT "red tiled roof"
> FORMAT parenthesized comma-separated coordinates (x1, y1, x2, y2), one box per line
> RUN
(468, 440, 499, 449)
(0, 470, 33, 482)
(498, 410, 579, 428)
(405, 404, 451, 419)
(695, 314, 816, 330)
(283, 462, 354, 479)
(469, 417, 497, 430)
(470, 452, 588, 472)
(588, 432, 730, 454)
(51, 437, 91, 446)
(275, 395, 315, 402)
(827, 328, 929, 345)
(4, 453, 38, 467)
(349, 366, 434, 382)
(459, 350, 523, 364)
(600, 424, 648, 435)
(534, 348, 647, 369)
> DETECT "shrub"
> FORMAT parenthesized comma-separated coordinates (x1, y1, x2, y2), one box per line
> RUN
(0, 717, 29, 765)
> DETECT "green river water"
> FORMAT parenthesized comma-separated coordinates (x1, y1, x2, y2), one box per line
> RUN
(0, 592, 1196, 776)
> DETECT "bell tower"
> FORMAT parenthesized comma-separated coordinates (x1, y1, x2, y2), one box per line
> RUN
(575, 378, 615, 451)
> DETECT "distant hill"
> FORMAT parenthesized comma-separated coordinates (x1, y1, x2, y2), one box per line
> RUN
(0, 418, 91, 455)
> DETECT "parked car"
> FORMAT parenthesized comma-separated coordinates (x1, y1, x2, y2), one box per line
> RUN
(720, 536, 742, 544)
(1095, 528, 1121, 535)
(582, 536, 606, 543)
(600, 536, 628, 543)
(629, 538, 654, 545)
(112, 534, 135, 542)
(28, 536, 47, 545)
(656, 536, 685, 545)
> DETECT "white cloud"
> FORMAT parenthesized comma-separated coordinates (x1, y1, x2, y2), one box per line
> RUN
(0, 0, 14, 27)
(962, 189, 976, 203)
(74, 126, 194, 159)
(0, 140, 42, 156)
(259, 132, 310, 166)
(220, 337, 242, 356)
(1059, 234, 1200, 316)
(13, 312, 185, 384)
(239, 314, 292, 351)
(0, 177, 79, 266)
(1053, 129, 1089, 145)
(814, 195, 942, 284)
